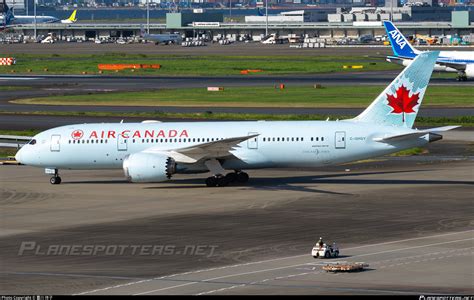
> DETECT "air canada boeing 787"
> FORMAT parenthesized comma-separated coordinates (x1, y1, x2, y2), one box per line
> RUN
(11, 51, 459, 187)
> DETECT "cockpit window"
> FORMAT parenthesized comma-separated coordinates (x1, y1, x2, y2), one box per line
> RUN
(28, 139, 37, 145)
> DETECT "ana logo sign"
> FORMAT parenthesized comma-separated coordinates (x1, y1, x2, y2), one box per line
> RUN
(71, 130, 84, 140)
(388, 29, 407, 50)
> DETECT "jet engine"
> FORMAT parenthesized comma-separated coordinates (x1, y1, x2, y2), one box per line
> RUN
(123, 153, 176, 182)
(465, 64, 474, 78)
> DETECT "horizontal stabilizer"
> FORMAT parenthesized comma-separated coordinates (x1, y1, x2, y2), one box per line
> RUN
(374, 125, 460, 142)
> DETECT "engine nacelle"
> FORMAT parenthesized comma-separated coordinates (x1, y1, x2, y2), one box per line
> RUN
(123, 153, 176, 183)
(465, 64, 474, 78)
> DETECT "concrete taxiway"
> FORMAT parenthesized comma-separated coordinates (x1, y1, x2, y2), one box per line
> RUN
(1, 43, 472, 56)
(1, 149, 473, 294)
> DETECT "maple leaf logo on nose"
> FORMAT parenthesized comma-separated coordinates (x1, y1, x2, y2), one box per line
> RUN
(386, 85, 420, 123)
(71, 130, 83, 140)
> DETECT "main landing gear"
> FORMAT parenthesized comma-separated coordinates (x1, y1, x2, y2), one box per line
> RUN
(457, 73, 468, 81)
(203, 159, 249, 187)
(48, 169, 62, 185)
(205, 171, 249, 187)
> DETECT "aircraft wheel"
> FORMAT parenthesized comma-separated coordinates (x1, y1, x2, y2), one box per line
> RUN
(225, 172, 238, 183)
(205, 176, 218, 187)
(237, 172, 249, 183)
(50, 176, 61, 185)
(216, 176, 229, 187)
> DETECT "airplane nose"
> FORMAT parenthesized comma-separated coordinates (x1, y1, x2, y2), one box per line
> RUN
(15, 148, 23, 164)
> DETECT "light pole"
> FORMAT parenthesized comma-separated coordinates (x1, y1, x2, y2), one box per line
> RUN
(229, 0, 231, 19)
(34, 0, 37, 41)
(390, 0, 393, 22)
(265, 0, 268, 36)
(146, 0, 150, 34)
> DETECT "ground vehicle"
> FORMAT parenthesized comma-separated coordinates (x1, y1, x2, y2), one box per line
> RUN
(312, 243, 339, 258)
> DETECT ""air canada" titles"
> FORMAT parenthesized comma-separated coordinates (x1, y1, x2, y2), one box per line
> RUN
(72, 129, 189, 140)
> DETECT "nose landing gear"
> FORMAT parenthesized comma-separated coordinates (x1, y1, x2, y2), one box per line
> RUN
(47, 168, 62, 185)
(50, 176, 62, 185)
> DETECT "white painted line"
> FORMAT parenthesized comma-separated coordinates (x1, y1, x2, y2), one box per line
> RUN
(195, 238, 474, 295)
(76, 229, 474, 295)
(0, 77, 40, 80)
(137, 237, 474, 295)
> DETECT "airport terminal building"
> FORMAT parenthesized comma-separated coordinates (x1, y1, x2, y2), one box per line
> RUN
(2, 8, 473, 42)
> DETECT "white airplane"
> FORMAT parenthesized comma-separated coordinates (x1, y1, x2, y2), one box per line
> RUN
(0, 0, 77, 27)
(140, 25, 182, 45)
(383, 21, 474, 81)
(11, 51, 459, 187)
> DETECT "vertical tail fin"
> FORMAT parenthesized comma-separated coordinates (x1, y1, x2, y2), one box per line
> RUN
(383, 21, 420, 59)
(352, 51, 439, 128)
(68, 10, 77, 22)
(61, 9, 77, 23)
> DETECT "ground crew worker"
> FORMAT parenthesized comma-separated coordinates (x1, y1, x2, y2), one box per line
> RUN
(316, 237, 324, 248)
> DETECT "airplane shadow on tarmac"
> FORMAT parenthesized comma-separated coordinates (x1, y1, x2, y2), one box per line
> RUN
(141, 169, 473, 193)
(64, 169, 473, 194)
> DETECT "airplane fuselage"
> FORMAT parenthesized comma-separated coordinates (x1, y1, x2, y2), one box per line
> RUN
(17, 121, 428, 173)
(1, 15, 60, 24)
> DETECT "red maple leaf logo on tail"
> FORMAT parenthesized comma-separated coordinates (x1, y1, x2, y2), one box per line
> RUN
(386, 85, 420, 123)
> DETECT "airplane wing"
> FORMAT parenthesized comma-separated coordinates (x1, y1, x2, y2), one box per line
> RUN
(0, 135, 33, 148)
(143, 134, 259, 163)
(436, 59, 466, 71)
(373, 126, 460, 143)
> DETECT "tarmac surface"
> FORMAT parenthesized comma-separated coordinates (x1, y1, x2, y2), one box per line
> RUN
(1, 132, 473, 294)
(1, 42, 472, 56)
(0, 43, 397, 56)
